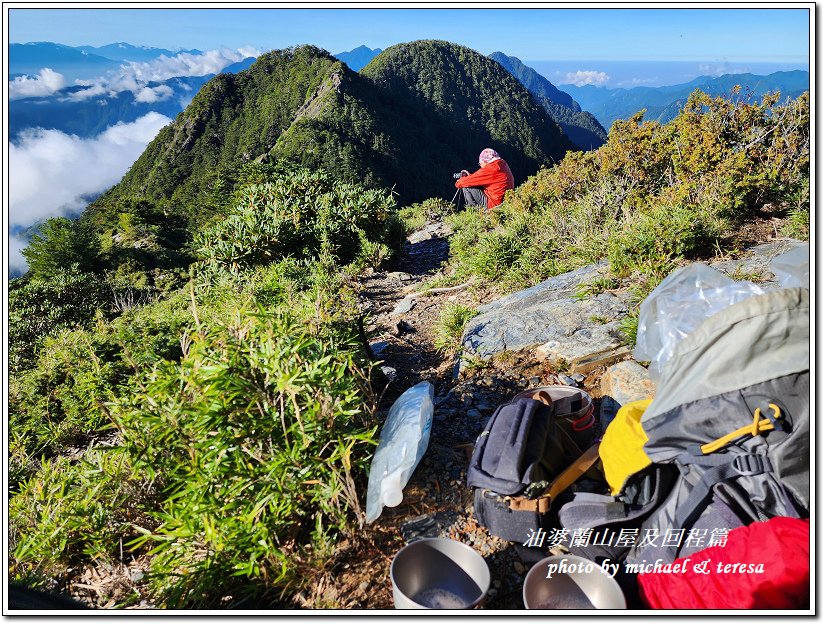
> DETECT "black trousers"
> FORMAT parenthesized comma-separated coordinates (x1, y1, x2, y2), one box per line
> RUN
(461, 186, 488, 209)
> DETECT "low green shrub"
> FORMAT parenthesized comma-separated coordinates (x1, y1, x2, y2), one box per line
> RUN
(781, 205, 810, 241)
(441, 90, 808, 299)
(434, 303, 478, 354)
(398, 197, 455, 234)
(9, 328, 127, 474)
(194, 168, 399, 280)
(607, 202, 723, 278)
(9, 291, 195, 487)
(9, 268, 112, 371)
(575, 275, 621, 301)
(397, 205, 427, 234)
(108, 306, 378, 607)
(10, 449, 148, 582)
(618, 312, 640, 347)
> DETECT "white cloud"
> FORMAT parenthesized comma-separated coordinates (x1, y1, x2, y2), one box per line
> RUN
(9, 112, 172, 233)
(67, 83, 109, 101)
(698, 63, 748, 77)
(563, 70, 610, 87)
(134, 84, 175, 103)
(67, 47, 260, 102)
(122, 47, 260, 83)
(9, 68, 67, 100)
(9, 235, 29, 276)
(619, 77, 659, 87)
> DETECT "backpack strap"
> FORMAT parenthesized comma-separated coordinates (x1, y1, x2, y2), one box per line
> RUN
(666, 402, 791, 558)
(544, 442, 602, 501)
(506, 442, 601, 512)
(507, 442, 601, 513)
(666, 452, 773, 560)
(700, 404, 782, 454)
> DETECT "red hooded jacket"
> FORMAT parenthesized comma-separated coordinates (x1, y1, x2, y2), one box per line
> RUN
(455, 158, 514, 209)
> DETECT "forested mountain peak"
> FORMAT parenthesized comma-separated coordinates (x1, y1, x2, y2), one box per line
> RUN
(363, 40, 568, 152)
(361, 39, 573, 167)
(91, 45, 348, 223)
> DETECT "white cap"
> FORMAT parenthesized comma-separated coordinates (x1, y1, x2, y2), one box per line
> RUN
(380, 470, 404, 507)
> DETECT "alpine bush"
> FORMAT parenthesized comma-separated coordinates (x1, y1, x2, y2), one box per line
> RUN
(194, 168, 399, 280)
(108, 306, 378, 607)
(9, 267, 112, 370)
(10, 450, 148, 584)
(445, 89, 809, 296)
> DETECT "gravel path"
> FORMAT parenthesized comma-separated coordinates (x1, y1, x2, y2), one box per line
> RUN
(337, 220, 591, 610)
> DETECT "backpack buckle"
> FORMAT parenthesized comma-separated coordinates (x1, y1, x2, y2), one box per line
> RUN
(731, 453, 772, 476)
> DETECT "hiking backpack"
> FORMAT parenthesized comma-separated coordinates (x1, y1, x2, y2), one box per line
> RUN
(558, 287, 810, 566)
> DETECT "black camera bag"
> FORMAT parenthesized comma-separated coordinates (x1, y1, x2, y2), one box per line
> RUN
(467, 390, 600, 542)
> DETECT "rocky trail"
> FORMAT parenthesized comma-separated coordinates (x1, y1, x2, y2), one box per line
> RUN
(317, 219, 607, 610)
(61, 217, 801, 610)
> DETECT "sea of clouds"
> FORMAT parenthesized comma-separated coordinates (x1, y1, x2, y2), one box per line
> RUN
(9, 46, 260, 274)
(9, 46, 259, 101)
(9, 112, 172, 275)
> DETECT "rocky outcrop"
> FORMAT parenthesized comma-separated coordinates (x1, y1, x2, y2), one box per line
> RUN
(598, 360, 656, 429)
(460, 261, 633, 373)
(460, 240, 807, 376)
(709, 239, 807, 286)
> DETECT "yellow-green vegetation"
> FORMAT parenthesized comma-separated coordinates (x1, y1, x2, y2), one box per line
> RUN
(110, 306, 376, 608)
(433, 303, 478, 354)
(9, 168, 399, 607)
(444, 90, 809, 296)
(194, 167, 403, 280)
(397, 197, 455, 235)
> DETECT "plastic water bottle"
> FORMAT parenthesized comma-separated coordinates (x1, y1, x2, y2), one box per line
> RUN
(365, 381, 435, 523)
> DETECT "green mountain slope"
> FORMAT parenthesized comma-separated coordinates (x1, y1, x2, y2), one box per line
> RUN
(488, 51, 607, 150)
(91, 42, 573, 229)
(361, 40, 573, 177)
(91, 46, 342, 225)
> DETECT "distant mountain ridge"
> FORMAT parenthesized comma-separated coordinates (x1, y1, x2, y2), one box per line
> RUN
(488, 52, 607, 151)
(75, 42, 203, 62)
(333, 45, 382, 71)
(90, 41, 573, 227)
(10, 42, 121, 81)
(560, 70, 810, 129)
(9, 41, 209, 82)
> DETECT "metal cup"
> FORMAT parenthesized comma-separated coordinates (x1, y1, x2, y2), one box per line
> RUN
(390, 538, 491, 609)
(523, 554, 626, 610)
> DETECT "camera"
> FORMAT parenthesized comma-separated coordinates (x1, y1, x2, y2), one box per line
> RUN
(452, 172, 465, 179)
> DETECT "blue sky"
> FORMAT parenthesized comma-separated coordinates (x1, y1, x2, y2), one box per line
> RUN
(9, 6, 810, 63)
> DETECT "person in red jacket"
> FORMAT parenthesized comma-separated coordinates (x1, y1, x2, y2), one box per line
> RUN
(454, 148, 515, 210)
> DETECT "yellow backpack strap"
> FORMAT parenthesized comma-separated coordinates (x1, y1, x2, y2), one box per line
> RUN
(700, 404, 782, 454)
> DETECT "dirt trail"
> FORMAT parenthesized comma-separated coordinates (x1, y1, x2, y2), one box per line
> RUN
(315, 221, 586, 610)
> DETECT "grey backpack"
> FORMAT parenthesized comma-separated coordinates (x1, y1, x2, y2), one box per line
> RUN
(559, 288, 810, 565)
